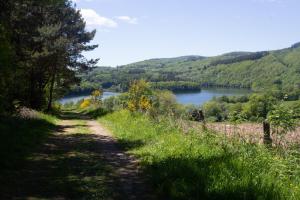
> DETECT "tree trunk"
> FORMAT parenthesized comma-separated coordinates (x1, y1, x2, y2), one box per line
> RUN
(47, 72, 56, 112)
(200, 110, 207, 131)
(263, 121, 272, 146)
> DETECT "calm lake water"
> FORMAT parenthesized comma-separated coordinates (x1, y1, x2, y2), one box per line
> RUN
(59, 88, 251, 106)
(175, 88, 251, 105)
(58, 92, 119, 104)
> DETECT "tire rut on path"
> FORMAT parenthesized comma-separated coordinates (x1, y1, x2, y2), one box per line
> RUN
(87, 120, 153, 200)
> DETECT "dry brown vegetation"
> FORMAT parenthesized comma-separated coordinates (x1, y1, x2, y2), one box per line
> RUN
(206, 122, 300, 148)
(175, 119, 300, 148)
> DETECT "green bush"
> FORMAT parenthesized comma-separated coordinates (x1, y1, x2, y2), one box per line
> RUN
(102, 93, 129, 111)
(267, 104, 297, 135)
(202, 101, 226, 121)
(241, 94, 277, 121)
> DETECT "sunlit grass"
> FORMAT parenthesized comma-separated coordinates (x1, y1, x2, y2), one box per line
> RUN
(99, 109, 300, 200)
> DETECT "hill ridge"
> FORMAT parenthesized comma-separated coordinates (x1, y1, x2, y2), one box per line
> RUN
(78, 42, 300, 93)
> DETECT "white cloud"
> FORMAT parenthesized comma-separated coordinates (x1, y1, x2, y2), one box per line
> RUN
(116, 16, 138, 24)
(80, 9, 117, 28)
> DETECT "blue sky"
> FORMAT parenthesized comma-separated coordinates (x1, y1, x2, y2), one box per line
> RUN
(73, 0, 300, 66)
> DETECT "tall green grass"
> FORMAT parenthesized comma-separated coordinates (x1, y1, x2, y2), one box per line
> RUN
(99, 110, 300, 200)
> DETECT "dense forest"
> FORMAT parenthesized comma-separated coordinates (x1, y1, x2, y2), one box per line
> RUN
(0, 0, 97, 113)
(77, 43, 300, 96)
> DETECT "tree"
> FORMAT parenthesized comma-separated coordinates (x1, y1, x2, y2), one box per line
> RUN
(0, 0, 98, 112)
(35, 2, 98, 111)
(0, 25, 13, 113)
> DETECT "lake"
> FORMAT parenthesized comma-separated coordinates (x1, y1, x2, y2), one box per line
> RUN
(58, 91, 120, 104)
(175, 88, 251, 105)
(59, 88, 251, 106)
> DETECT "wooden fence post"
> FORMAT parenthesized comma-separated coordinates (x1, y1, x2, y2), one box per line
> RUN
(263, 121, 272, 146)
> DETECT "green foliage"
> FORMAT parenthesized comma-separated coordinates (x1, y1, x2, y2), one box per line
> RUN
(215, 95, 249, 103)
(228, 103, 245, 123)
(209, 51, 269, 66)
(151, 81, 201, 91)
(0, 0, 97, 113)
(152, 90, 178, 114)
(83, 107, 108, 119)
(78, 44, 300, 98)
(267, 104, 297, 135)
(291, 101, 300, 118)
(99, 110, 300, 200)
(202, 101, 225, 122)
(201, 92, 300, 127)
(149, 90, 188, 118)
(102, 94, 128, 112)
(242, 94, 277, 121)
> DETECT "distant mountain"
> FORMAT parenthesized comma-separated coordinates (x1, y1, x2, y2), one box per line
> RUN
(78, 42, 300, 93)
(221, 52, 252, 57)
(121, 55, 207, 69)
(291, 42, 300, 49)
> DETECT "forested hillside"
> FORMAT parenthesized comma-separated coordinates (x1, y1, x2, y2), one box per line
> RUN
(78, 43, 300, 94)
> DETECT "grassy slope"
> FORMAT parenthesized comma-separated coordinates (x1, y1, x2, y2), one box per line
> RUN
(99, 110, 300, 200)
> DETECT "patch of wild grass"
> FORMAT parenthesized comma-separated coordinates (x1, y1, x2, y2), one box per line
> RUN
(99, 110, 300, 200)
(0, 111, 58, 169)
(82, 107, 109, 119)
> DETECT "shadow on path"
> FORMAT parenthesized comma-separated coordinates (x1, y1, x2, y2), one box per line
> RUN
(88, 120, 153, 200)
(0, 111, 154, 200)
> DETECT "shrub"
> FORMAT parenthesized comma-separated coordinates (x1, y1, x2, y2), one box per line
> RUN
(228, 103, 245, 122)
(202, 101, 224, 121)
(91, 89, 103, 103)
(242, 93, 277, 121)
(267, 104, 297, 136)
(63, 101, 75, 109)
(127, 80, 153, 112)
(151, 90, 178, 116)
(80, 99, 91, 109)
(103, 96, 122, 112)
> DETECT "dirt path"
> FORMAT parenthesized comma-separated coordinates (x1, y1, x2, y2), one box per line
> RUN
(87, 120, 153, 200)
(1, 112, 153, 200)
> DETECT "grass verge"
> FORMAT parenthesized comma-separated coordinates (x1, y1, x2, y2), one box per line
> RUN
(99, 109, 300, 200)
(0, 112, 58, 169)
